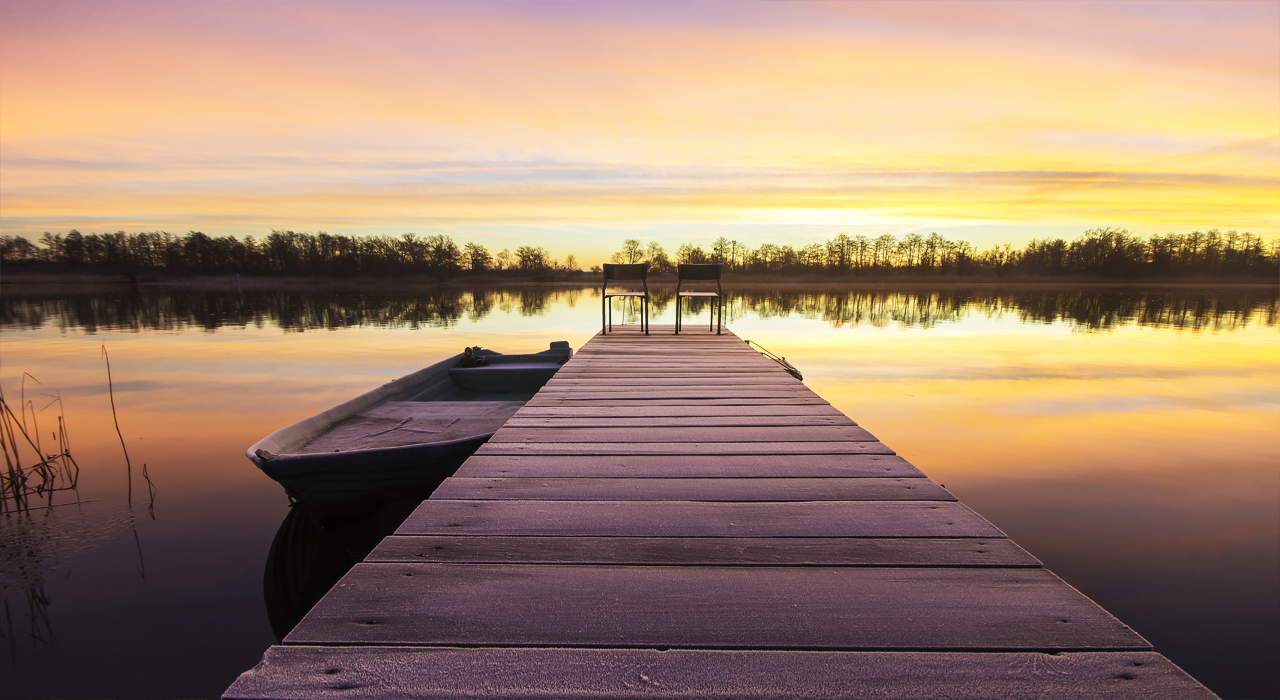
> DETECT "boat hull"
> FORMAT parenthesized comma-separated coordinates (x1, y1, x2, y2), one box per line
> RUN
(258, 434, 490, 521)
(247, 343, 570, 521)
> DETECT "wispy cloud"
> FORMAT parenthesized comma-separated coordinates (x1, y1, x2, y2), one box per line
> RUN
(1, 0, 1275, 253)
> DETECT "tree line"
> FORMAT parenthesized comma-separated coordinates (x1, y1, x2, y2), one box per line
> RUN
(0, 230, 578, 280)
(2, 226, 1275, 280)
(610, 227, 1278, 278)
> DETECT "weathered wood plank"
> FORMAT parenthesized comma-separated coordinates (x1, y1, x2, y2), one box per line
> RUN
(597, 325, 715, 333)
(456, 454, 917, 478)
(550, 376, 788, 381)
(572, 348, 766, 354)
(575, 349, 757, 355)
(284, 564, 1148, 650)
(395, 501, 1002, 538)
(569, 358, 765, 363)
(488, 426, 877, 443)
(561, 353, 771, 359)
(582, 336, 743, 343)
(538, 386, 813, 395)
(475, 441, 894, 455)
(557, 367, 781, 374)
(574, 352, 761, 357)
(514, 405, 847, 417)
(532, 393, 820, 403)
(526, 397, 830, 406)
(504, 415, 857, 427)
(429, 477, 952, 501)
(368, 536, 1036, 566)
(547, 376, 801, 386)
(534, 388, 815, 397)
(224, 648, 1215, 700)
(565, 358, 778, 365)
(552, 376, 789, 381)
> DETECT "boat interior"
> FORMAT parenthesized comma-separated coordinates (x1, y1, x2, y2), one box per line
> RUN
(296, 346, 568, 455)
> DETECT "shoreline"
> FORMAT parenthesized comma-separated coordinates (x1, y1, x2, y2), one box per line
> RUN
(1, 272, 1276, 292)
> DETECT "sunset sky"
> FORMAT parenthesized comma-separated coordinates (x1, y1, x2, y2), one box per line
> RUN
(1, 0, 1276, 262)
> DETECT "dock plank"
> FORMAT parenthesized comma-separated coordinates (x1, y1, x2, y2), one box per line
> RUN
(428, 477, 952, 501)
(549, 367, 794, 373)
(456, 454, 918, 478)
(395, 501, 1003, 538)
(225, 647, 1214, 700)
(475, 442, 894, 455)
(554, 368, 791, 375)
(514, 405, 846, 417)
(285, 564, 1147, 650)
(488, 426, 877, 443)
(547, 376, 801, 386)
(526, 397, 831, 406)
(532, 389, 821, 400)
(368, 536, 1037, 567)
(504, 415, 858, 427)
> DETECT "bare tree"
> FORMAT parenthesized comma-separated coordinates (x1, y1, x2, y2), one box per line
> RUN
(463, 242, 491, 272)
(610, 239, 645, 264)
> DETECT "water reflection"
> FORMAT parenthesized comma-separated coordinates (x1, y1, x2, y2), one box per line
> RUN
(2, 285, 1274, 334)
(1, 504, 134, 654)
(263, 496, 427, 641)
(0, 283, 1275, 699)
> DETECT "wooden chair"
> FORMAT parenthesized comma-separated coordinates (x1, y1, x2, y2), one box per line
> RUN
(675, 263, 723, 335)
(601, 263, 649, 335)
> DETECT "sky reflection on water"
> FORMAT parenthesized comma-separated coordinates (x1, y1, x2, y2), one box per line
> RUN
(1, 285, 1276, 699)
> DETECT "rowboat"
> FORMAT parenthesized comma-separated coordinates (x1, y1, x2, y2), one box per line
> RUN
(247, 342, 571, 522)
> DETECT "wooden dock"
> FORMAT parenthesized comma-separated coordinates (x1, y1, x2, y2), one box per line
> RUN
(225, 326, 1214, 699)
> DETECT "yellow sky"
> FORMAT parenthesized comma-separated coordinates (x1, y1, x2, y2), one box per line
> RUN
(1, 0, 1276, 260)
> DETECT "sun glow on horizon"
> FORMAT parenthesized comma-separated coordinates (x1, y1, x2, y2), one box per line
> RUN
(1, 0, 1276, 260)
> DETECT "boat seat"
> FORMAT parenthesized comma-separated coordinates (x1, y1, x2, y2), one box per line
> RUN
(449, 362, 563, 393)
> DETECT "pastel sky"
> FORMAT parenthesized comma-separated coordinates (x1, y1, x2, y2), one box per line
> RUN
(1, 0, 1276, 262)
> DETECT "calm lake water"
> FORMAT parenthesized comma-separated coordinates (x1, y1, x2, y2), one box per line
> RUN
(2, 284, 1277, 699)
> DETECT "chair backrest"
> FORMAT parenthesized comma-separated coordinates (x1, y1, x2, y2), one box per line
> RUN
(603, 263, 648, 280)
(677, 263, 721, 280)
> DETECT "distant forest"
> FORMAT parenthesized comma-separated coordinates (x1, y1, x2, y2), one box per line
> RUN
(2, 226, 1276, 280)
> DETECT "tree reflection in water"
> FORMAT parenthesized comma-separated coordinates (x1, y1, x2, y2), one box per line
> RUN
(2, 285, 1274, 334)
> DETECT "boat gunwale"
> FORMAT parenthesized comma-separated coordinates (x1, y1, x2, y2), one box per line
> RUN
(247, 352, 468, 469)
(247, 346, 571, 472)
